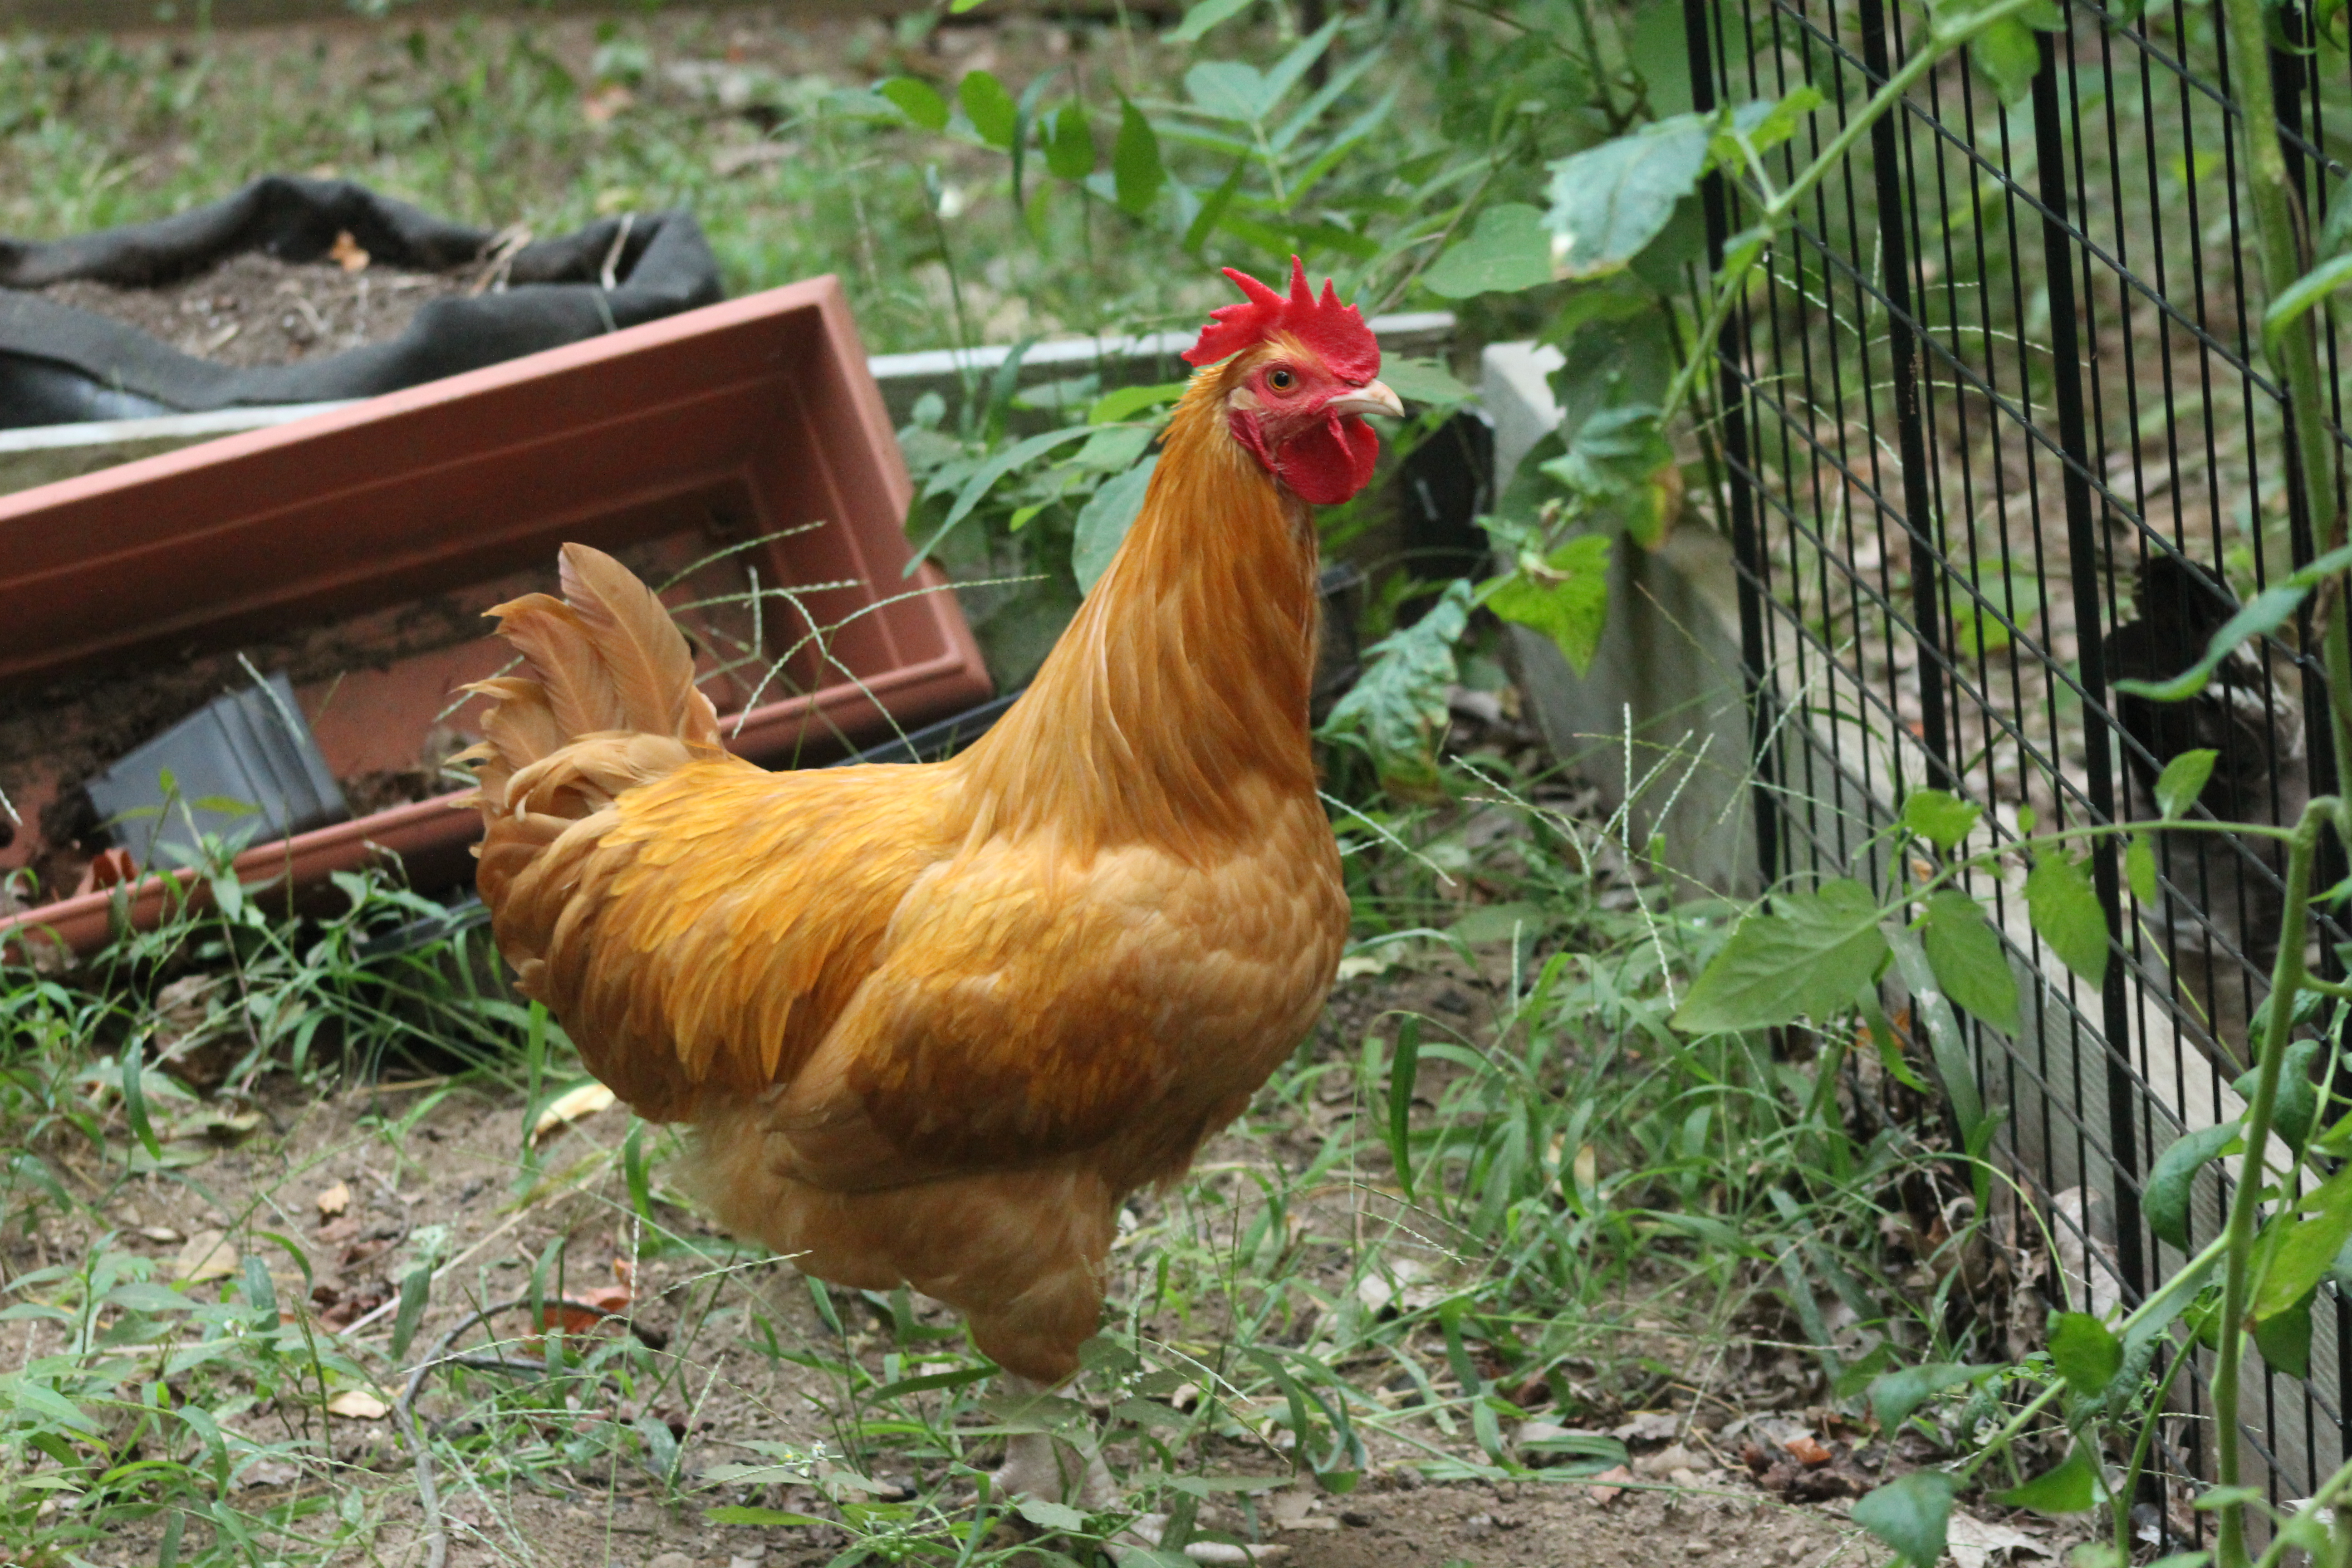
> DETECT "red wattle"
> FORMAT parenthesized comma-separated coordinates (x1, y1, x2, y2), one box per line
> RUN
(1273, 414, 1378, 505)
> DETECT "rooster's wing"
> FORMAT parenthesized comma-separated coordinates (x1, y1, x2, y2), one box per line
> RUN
(510, 760, 1337, 1190)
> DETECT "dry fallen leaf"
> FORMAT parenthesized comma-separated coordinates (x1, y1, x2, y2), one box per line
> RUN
(314, 1180, 350, 1219)
(326, 1389, 389, 1420)
(328, 229, 370, 273)
(1945, 1510, 2055, 1568)
(174, 1229, 238, 1284)
(1782, 1434, 1833, 1467)
(533, 1082, 617, 1142)
(1586, 1463, 1634, 1504)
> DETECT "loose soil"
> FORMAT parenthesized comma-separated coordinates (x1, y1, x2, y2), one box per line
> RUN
(33, 250, 479, 366)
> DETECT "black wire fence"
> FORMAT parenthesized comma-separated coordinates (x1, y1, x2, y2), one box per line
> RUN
(1685, 0, 2352, 1536)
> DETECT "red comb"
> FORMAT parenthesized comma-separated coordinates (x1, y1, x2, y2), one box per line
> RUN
(1182, 257, 1381, 382)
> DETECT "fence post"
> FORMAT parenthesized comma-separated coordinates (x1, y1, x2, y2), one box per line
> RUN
(2027, 23, 2146, 1299)
(1681, 0, 1779, 892)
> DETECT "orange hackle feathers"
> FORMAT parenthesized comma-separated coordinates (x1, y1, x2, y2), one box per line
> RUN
(459, 334, 1352, 1386)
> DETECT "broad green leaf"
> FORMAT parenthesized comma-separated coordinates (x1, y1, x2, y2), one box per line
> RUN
(2254, 1289, 2314, 1377)
(1852, 1469, 1955, 1568)
(2127, 833, 2158, 903)
(1043, 103, 1095, 180)
(2232, 1037, 2321, 1157)
(1421, 203, 1553, 298)
(1016, 1497, 1091, 1532)
(1901, 789, 1981, 853)
(1319, 580, 1472, 794)
(1381, 357, 1475, 407)
(1069, 423, 1153, 475)
(1112, 98, 1165, 216)
(1170, 0, 1256, 43)
(1671, 879, 1890, 1034)
(2145, 1120, 2240, 1250)
(1544, 113, 1713, 279)
(1088, 381, 1186, 425)
(1, 1374, 96, 1432)
(960, 70, 1019, 149)
(1073, 455, 1158, 597)
(1537, 404, 1676, 544)
(1970, 17, 2040, 105)
(2113, 540, 2352, 702)
(1994, 1443, 2099, 1513)
(1868, 1362, 1994, 1434)
(2153, 749, 2216, 820)
(878, 76, 948, 132)
(1186, 59, 1271, 122)
(2252, 1162, 2352, 1320)
(1485, 533, 1612, 675)
(1707, 88, 1827, 169)
(2024, 852, 2107, 986)
(106, 1282, 197, 1314)
(1920, 891, 2019, 1034)
(1183, 19, 1337, 124)
(2046, 1312, 2121, 1395)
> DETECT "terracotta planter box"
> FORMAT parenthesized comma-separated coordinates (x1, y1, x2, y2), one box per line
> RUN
(0, 275, 992, 957)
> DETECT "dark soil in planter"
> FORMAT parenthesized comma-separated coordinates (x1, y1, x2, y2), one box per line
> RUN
(32, 251, 478, 368)
(0, 531, 789, 904)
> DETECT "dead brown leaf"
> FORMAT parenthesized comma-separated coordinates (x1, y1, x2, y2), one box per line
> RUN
(1585, 1464, 1634, 1505)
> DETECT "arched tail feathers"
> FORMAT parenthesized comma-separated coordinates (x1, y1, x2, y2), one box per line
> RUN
(459, 543, 724, 823)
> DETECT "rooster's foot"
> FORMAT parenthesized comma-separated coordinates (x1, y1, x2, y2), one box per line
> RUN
(993, 1429, 1120, 1509)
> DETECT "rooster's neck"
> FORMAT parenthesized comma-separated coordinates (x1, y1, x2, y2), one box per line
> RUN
(959, 373, 1323, 857)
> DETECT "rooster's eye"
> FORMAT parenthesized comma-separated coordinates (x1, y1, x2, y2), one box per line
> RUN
(1266, 367, 1296, 392)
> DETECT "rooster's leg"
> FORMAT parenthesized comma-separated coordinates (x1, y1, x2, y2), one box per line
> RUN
(991, 1373, 1119, 1508)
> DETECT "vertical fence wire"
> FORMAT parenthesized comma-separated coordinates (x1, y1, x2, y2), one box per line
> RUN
(1690, 0, 2352, 1529)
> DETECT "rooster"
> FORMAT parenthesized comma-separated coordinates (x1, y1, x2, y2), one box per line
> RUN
(461, 260, 1398, 1506)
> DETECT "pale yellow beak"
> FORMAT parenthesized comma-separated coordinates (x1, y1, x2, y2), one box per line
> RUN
(1328, 380, 1405, 420)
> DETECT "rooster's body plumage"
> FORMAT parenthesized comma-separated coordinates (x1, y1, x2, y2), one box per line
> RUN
(463, 270, 1394, 1393)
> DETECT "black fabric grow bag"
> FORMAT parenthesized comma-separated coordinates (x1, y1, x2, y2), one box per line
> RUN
(0, 176, 724, 427)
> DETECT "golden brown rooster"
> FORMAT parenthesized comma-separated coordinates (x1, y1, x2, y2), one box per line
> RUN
(461, 260, 1398, 1505)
